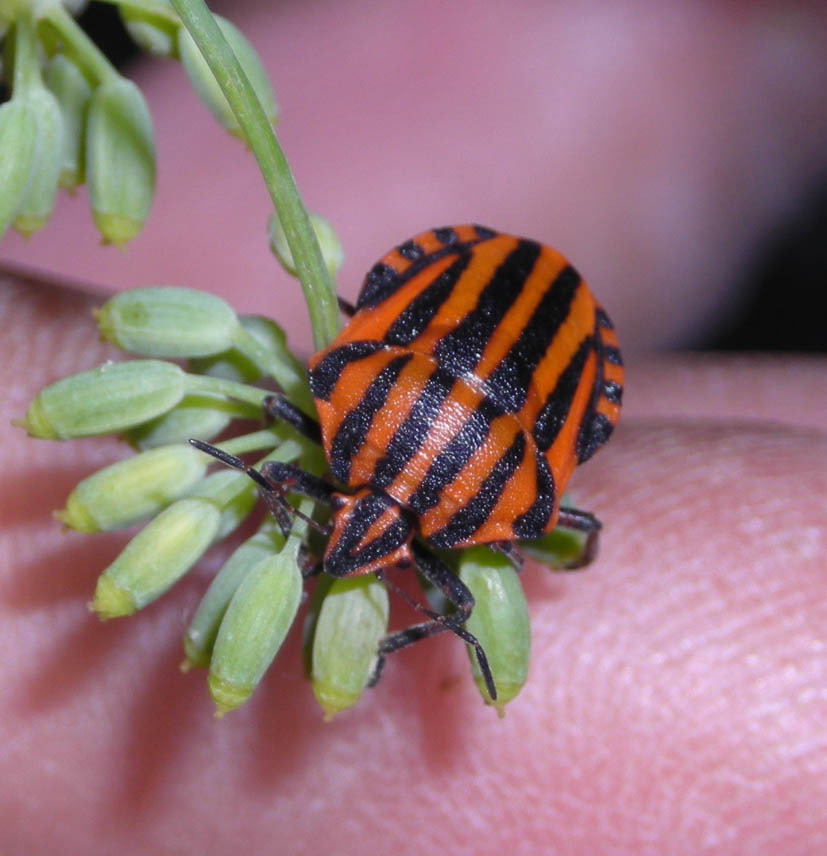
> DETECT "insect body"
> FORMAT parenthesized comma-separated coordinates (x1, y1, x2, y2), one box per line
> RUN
(196, 225, 623, 699)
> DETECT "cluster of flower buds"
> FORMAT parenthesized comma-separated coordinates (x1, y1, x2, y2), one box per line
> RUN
(18, 283, 586, 716)
(0, 1, 277, 244)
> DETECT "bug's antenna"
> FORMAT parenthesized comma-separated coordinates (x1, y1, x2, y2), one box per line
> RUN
(188, 439, 330, 537)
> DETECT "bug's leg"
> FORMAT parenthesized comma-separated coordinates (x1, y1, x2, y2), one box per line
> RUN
(337, 296, 356, 317)
(261, 394, 322, 445)
(490, 541, 524, 571)
(556, 507, 602, 568)
(369, 542, 497, 700)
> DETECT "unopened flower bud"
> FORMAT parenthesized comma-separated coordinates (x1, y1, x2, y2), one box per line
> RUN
(207, 548, 302, 715)
(178, 14, 277, 140)
(0, 98, 37, 238)
(56, 443, 208, 533)
(86, 76, 155, 246)
(13, 86, 64, 236)
(459, 547, 530, 714)
(123, 393, 239, 450)
(311, 575, 389, 719)
(18, 359, 185, 440)
(268, 211, 343, 281)
(519, 528, 588, 570)
(44, 54, 92, 190)
(119, 1, 178, 57)
(92, 496, 222, 619)
(183, 524, 285, 669)
(96, 286, 241, 358)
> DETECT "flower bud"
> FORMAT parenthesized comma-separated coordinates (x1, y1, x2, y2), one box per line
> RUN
(268, 211, 343, 281)
(86, 76, 155, 246)
(311, 575, 389, 719)
(207, 548, 302, 715)
(177, 14, 277, 140)
(119, 1, 178, 58)
(44, 53, 92, 190)
(18, 359, 185, 440)
(459, 547, 530, 714)
(56, 443, 208, 533)
(123, 393, 238, 450)
(519, 528, 588, 570)
(96, 286, 241, 358)
(0, 98, 37, 238)
(92, 496, 222, 619)
(182, 524, 285, 669)
(13, 86, 64, 236)
(188, 470, 257, 539)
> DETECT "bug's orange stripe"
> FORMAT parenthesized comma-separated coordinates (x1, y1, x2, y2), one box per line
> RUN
(602, 361, 624, 387)
(469, 437, 539, 544)
(417, 415, 521, 537)
(347, 355, 434, 487)
(545, 351, 598, 491)
(473, 244, 570, 380)
(413, 229, 446, 255)
(334, 253, 460, 345)
(355, 505, 402, 553)
(407, 235, 520, 353)
(515, 284, 596, 429)
(384, 374, 485, 506)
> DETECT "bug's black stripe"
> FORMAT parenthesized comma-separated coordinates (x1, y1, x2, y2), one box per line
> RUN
(604, 346, 623, 367)
(406, 397, 502, 515)
(595, 307, 614, 329)
(397, 239, 424, 261)
(328, 354, 413, 483)
(473, 224, 497, 240)
(383, 252, 472, 346)
(309, 341, 387, 401)
(533, 337, 593, 453)
(434, 226, 458, 245)
(483, 265, 582, 412)
(433, 240, 542, 380)
(351, 518, 411, 567)
(576, 412, 614, 464)
(372, 364, 457, 489)
(512, 446, 556, 539)
(427, 431, 527, 548)
(603, 380, 622, 405)
(356, 228, 497, 311)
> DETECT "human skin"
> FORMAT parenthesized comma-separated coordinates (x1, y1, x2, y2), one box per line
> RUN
(2, 275, 826, 855)
(1, 1, 827, 852)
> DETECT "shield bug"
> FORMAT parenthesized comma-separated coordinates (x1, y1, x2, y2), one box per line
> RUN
(194, 224, 623, 699)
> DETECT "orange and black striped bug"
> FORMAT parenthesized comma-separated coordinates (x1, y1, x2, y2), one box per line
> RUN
(193, 224, 623, 700)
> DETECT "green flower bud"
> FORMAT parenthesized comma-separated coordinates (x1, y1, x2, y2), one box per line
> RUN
(119, 1, 178, 58)
(97, 287, 241, 358)
(123, 393, 242, 450)
(92, 496, 222, 619)
(519, 528, 588, 570)
(86, 77, 155, 246)
(18, 359, 185, 440)
(12, 86, 64, 236)
(178, 14, 277, 140)
(43, 53, 92, 190)
(207, 548, 302, 715)
(268, 211, 343, 281)
(187, 470, 257, 539)
(182, 524, 285, 669)
(311, 575, 389, 720)
(459, 547, 530, 714)
(0, 98, 37, 238)
(56, 443, 208, 533)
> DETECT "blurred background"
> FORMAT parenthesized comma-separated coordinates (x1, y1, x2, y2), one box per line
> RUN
(2, 0, 826, 353)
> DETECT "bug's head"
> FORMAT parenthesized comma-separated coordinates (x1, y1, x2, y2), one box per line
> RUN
(325, 487, 414, 578)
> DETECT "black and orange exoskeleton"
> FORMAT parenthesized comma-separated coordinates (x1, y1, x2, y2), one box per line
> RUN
(195, 225, 623, 699)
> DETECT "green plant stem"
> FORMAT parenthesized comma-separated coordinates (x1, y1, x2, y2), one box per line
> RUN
(217, 428, 287, 457)
(183, 373, 268, 407)
(40, 4, 119, 85)
(169, 0, 341, 351)
(12, 12, 38, 93)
